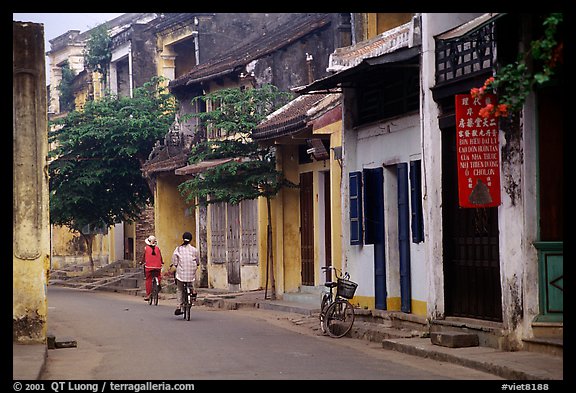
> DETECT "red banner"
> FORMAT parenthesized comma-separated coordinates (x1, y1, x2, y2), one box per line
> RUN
(455, 93, 501, 208)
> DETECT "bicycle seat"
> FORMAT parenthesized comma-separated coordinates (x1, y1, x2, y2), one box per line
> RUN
(324, 281, 337, 289)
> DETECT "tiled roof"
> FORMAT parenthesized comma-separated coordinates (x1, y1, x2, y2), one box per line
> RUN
(168, 14, 331, 90)
(252, 93, 332, 141)
(141, 144, 189, 177)
(327, 21, 414, 72)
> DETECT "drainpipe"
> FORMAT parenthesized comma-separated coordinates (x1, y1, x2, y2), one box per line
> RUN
(128, 41, 134, 98)
(192, 30, 200, 65)
(350, 13, 357, 44)
(306, 53, 314, 84)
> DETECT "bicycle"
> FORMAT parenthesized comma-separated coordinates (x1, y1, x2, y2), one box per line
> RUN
(181, 281, 197, 321)
(319, 266, 357, 338)
(147, 268, 161, 306)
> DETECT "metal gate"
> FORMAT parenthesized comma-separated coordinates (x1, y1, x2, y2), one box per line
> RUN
(226, 204, 241, 286)
(442, 127, 502, 321)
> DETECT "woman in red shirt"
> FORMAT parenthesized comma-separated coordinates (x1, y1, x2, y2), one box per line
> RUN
(140, 235, 164, 301)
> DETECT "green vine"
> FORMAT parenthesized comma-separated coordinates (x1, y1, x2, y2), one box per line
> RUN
(83, 24, 112, 81)
(58, 61, 76, 112)
(471, 13, 563, 117)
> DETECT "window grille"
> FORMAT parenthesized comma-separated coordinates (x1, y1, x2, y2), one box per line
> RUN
(435, 22, 496, 85)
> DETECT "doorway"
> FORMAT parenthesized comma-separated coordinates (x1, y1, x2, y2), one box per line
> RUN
(300, 172, 314, 286)
(442, 126, 502, 321)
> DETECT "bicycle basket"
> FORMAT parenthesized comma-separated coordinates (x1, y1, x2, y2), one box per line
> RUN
(336, 278, 357, 299)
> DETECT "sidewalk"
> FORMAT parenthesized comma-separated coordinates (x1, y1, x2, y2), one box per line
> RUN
(13, 286, 565, 381)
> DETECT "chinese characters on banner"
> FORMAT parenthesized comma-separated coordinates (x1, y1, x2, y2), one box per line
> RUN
(455, 93, 501, 208)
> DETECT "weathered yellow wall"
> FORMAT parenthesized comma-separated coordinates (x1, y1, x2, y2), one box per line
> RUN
(328, 124, 343, 277)
(279, 145, 302, 294)
(50, 225, 110, 273)
(263, 120, 344, 297)
(366, 13, 414, 39)
(154, 175, 196, 268)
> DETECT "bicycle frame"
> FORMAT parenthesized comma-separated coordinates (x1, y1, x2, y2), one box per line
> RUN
(147, 267, 161, 306)
(320, 266, 355, 338)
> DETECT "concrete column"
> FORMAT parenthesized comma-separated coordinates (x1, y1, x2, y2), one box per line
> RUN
(13, 21, 51, 344)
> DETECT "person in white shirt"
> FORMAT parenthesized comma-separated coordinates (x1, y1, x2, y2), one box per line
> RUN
(171, 231, 199, 316)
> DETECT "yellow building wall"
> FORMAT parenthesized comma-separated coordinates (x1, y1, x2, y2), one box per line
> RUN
(366, 13, 414, 39)
(50, 225, 110, 273)
(311, 121, 343, 282)
(278, 145, 302, 295)
(262, 120, 345, 297)
(154, 174, 196, 269)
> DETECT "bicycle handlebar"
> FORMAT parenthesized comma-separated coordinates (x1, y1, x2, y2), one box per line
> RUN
(321, 266, 350, 280)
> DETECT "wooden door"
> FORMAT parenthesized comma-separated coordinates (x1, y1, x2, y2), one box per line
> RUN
(300, 172, 314, 286)
(226, 203, 241, 286)
(363, 167, 387, 310)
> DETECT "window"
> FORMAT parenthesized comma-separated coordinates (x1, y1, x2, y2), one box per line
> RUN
(355, 66, 419, 126)
(209, 202, 226, 264)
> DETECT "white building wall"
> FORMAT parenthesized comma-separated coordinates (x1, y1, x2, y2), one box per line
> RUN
(343, 113, 426, 307)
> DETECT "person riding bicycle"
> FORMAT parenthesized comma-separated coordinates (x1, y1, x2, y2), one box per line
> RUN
(171, 232, 199, 316)
(140, 235, 164, 302)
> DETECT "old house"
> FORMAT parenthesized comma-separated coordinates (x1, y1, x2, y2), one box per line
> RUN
(143, 13, 352, 292)
(297, 13, 424, 314)
(421, 13, 563, 352)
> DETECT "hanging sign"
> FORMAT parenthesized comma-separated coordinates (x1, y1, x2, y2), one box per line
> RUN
(455, 93, 501, 208)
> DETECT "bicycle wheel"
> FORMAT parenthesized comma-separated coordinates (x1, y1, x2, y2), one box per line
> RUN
(324, 299, 355, 338)
(148, 280, 154, 305)
(150, 278, 159, 306)
(183, 286, 191, 320)
(319, 293, 331, 334)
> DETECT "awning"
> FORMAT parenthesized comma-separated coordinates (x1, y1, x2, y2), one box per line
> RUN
(435, 13, 504, 41)
(174, 157, 239, 176)
(294, 45, 421, 94)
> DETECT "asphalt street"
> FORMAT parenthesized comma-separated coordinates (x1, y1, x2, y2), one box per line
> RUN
(42, 286, 503, 381)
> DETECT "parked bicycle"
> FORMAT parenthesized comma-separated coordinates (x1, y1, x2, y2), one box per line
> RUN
(181, 281, 197, 321)
(148, 268, 161, 306)
(319, 266, 357, 338)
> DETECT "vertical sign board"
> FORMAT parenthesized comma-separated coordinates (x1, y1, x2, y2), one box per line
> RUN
(455, 93, 501, 208)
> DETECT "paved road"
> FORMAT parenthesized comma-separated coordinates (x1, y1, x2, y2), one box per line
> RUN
(42, 286, 501, 380)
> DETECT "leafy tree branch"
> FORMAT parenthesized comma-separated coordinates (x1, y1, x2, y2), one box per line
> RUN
(49, 76, 177, 271)
(471, 13, 563, 117)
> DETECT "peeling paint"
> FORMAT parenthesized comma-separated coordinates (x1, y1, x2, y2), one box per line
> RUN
(13, 312, 46, 343)
(507, 274, 524, 331)
(500, 114, 523, 206)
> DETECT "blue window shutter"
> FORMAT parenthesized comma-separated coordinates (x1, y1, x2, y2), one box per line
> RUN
(349, 171, 363, 245)
(409, 160, 424, 243)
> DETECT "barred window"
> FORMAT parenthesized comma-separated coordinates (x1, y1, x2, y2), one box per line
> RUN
(435, 22, 496, 85)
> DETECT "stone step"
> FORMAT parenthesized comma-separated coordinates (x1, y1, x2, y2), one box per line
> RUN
(430, 331, 479, 348)
(522, 336, 563, 357)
